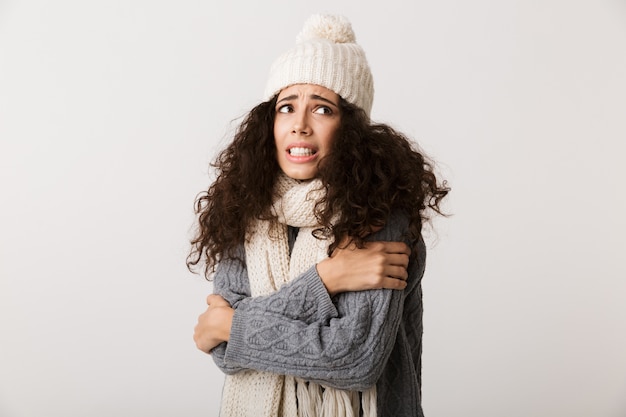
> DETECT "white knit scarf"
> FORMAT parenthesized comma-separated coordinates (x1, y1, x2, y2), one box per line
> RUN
(219, 174, 377, 417)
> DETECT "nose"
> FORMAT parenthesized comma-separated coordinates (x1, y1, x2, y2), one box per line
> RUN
(292, 111, 311, 135)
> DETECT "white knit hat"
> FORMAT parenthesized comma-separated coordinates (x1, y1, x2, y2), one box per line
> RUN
(264, 14, 375, 116)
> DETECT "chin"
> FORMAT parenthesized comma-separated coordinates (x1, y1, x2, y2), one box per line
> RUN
(281, 169, 317, 181)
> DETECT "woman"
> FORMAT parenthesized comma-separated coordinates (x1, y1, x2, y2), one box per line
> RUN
(188, 14, 449, 417)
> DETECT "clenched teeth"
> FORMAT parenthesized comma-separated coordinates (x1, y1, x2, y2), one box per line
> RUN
(289, 147, 315, 156)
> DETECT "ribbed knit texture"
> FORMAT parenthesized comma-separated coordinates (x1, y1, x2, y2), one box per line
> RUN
(220, 174, 376, 417)
(264, 14, 374, 116)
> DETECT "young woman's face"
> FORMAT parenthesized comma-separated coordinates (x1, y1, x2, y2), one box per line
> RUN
(273, 84, 341, 180)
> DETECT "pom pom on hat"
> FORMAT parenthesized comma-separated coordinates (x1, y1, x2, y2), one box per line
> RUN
(296, 14, 356, 44)
(264, 14, 374, 116)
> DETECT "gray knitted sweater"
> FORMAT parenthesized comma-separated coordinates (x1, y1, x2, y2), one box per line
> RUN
(211, 212, 426, 417)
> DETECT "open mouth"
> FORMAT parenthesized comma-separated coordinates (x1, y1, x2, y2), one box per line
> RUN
(288, 147, 317, 157)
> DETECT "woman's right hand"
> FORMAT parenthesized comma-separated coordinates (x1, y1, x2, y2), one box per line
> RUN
(315, 241, 411, 296)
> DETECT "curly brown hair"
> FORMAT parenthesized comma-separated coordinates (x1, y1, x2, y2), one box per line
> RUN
(187, 97, 449, 279)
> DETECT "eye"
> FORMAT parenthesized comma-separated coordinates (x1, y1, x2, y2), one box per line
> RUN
(313, 106, 333, 115)
(277, 104, 293, 113)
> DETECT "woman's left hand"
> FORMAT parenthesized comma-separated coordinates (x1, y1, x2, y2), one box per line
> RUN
(194, 294, 234, 353)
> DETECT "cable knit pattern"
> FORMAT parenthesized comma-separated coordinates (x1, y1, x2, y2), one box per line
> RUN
(211, 210, 426, 416)
(220, 175, 375, 417)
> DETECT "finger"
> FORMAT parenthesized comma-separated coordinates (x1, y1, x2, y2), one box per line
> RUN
(384, 265, 409, 281)
(193, 326, 202, 347)
(380, 277, 408, 290)
(206, 294, 230, 307)
(368, 241, 410, 255)
(384, 241, 411, 255)
(386, 253, 410, 268)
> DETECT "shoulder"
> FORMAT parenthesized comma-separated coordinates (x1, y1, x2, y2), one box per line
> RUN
(368, 210, 427, 273)
(366, 210, 409, 243)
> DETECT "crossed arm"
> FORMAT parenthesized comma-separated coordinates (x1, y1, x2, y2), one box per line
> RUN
(193, 239, 410, 353)
(192, 215, 425, 389)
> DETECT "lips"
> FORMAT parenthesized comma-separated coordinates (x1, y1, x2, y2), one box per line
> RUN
(286, 144, 318, 162)
(289, 147, 315, 156)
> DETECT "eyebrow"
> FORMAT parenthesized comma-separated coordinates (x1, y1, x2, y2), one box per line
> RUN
(276, 94, 339, 108)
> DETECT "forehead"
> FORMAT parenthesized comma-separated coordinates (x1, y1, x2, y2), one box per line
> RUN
(277, 84, 340, 101)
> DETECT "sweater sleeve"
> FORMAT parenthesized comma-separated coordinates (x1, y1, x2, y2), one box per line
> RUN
(221, 213, 426, 391)
(210, 246, 339, 373)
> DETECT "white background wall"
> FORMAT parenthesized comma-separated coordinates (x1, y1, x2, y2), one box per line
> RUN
(1, 1, 625, 416)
